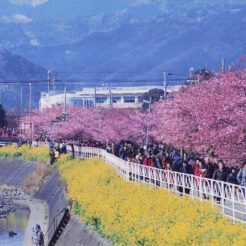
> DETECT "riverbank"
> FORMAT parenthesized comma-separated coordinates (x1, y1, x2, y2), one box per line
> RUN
(0, 187, 48, 246)
(0, 155, 112, 246)
(0, 186, 29, 219)
(34, 170, 112, 246)
(0, 158, 48, 246)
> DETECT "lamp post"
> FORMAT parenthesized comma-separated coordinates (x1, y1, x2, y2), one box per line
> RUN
(143, 97, 151, 150)
(48, 70, 50, 94)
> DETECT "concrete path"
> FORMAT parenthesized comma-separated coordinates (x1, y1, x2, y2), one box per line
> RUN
(17, 198, 48, 246)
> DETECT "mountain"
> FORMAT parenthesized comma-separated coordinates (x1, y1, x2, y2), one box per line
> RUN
(0, 0, 245, 93)
(0, 47, 48, 110)
(9, 1, 246, 83)
(0, 47, 47, 81)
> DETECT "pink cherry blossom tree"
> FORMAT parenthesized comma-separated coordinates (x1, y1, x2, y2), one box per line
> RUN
(150, 69, 246, 167)
(19, 106, 63, 140)
(19, 68, 245, 167)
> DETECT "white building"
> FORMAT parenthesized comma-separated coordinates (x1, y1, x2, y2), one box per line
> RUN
(39, 85, 182, 110)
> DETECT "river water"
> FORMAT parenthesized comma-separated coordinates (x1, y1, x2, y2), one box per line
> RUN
(0, 208, 29, 246)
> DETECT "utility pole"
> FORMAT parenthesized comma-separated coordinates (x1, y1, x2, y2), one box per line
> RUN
(20, 85, 23, 115)
(109, 84, 112, 107)
(48, 70, 51, 94)
(94, 86, 97, 107)
(163, 72, 167, 100)
(143, 97, 152, 150)
(29, 83, 32, 116)
(163, 72, 173, 100)
(52, 76, 55, 91)
(29, 83, 32, 145)
(104, 83, 113, 107)
(222, 58, 225, 74)
(189, 67, 194, 78)
(63, 85, 68, 121)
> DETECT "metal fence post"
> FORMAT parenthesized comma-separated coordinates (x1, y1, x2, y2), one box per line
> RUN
(190, 175, 194, 199)
(232, 184, 235, 224)
(126, 162, 130, 182)
(174, 172, 177, 194)
(211, 180, 214, 206)
(154, 168, 157, 188)
(222, 182, 225, 214)
(199, 176, 202, 201)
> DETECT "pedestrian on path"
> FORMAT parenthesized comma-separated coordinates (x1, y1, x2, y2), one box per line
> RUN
(32, 224, 44, 246)
(212, 160, 227, 203)
(237, 162, 246, 199)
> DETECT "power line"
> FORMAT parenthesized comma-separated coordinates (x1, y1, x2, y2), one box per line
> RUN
(0, 78, 186, 85)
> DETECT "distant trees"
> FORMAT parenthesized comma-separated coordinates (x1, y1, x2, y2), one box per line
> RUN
(142, 88, 164, 111)
(0, 104, 7, 128)
(185, 69, 214, 86)
(194, 69, 214, 80)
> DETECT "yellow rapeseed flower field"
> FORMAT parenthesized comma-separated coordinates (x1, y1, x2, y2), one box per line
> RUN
(57, 158, 246, 246)
(0, 145, 50, 163)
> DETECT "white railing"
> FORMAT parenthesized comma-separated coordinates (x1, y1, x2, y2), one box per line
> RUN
(68, 145, 246, 225)
(32, 141, 246, 225)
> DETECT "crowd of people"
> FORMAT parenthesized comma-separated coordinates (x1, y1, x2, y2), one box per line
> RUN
(11, 135, 246, 201)
(74, 139, 246, 201)
(0, 128, 20, 139)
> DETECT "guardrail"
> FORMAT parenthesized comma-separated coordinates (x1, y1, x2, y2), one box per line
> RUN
(33, 141, 246, 225)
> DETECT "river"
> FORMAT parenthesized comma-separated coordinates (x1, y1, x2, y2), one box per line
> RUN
(0, 208, 29, 246)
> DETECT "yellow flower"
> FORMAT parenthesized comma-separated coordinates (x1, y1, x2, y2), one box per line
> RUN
(57, 158, 246, 246)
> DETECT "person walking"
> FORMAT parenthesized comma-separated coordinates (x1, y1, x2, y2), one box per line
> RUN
(32, 224, 44, 246)
(212, 160, 227, 203)
(143, 153, 154, 167)
(162, 152, 173, 169)
(227, 168, 238, 185)
(178, 161, 192, 195)
(237, 162, 246, 199)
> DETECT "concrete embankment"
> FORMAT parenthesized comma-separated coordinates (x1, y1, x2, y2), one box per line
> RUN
(35, 171, 113, 246)
(0, 158, 112, 246)
(0, 158, 36, 186)
(55, 216, 112, 246)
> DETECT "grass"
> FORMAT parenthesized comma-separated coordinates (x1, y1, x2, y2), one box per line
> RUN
(23, 163, 54, 195)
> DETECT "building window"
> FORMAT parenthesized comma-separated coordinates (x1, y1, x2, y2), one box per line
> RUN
(82, 99, 94, 108)
(71, 98, 83, 106)
(96, 97, 107, 104)
(112, 96, 121, 103)
(124, 96, 135, 103)
(138, 96, 143, 102)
